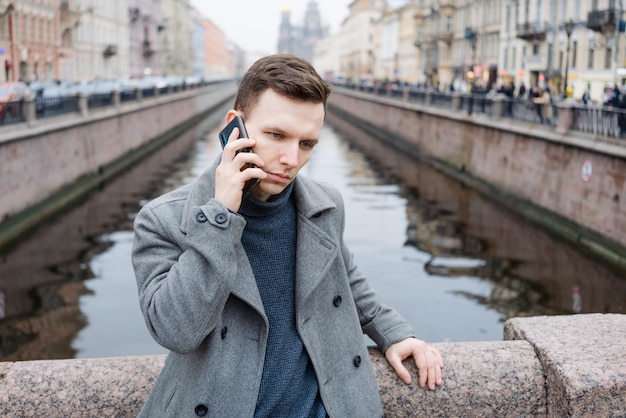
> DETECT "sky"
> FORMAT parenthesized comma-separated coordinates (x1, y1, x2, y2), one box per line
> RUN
(190, 0, 353, 54)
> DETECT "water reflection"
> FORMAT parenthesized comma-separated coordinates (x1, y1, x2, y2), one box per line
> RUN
(326, 112, 626, 321)
(0, 106, 227, 361)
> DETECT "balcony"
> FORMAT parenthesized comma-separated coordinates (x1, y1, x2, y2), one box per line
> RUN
(414, 34, 426, 48)
(587, 9, 616, 32)
(60, 2, 82, 33)
(103, 45, 117, 57)
(142, 40, 156, 57)
(439, 0, 456, 14)
(438, 30, 454, 44)
(516, 21, 547, 41)
(129, 7, 140, 22)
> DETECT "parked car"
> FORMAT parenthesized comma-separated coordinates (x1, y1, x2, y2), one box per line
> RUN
(0, 81, 31, 119)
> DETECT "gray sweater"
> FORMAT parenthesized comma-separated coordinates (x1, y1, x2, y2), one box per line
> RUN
(240, 184, 325, 418)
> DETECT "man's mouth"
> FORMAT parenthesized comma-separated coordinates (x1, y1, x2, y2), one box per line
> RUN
(267, 172, 291, 183)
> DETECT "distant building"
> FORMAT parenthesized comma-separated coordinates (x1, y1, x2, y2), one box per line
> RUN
(0, 1, 64, 82)
(202, 17, 239, 79)
(277, 1, 328, 63)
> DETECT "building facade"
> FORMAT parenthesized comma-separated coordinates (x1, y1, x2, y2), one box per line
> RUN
(158, 0, 193, 76)
(314, 0, 386, 81)
(0, 0, 62, 82)
(316, 0, 626, 102)
(202, 17, 238, 79)
(72, 0, 130, 82)
(0, 0, 247, 87)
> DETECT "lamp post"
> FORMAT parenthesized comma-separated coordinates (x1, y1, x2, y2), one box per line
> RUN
(563, 19, 575, 99)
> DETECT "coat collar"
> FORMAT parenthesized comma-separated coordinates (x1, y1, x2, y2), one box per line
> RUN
(180, 155, 338, 234)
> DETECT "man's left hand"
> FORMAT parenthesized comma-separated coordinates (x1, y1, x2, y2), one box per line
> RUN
(385, 338, 443, 390)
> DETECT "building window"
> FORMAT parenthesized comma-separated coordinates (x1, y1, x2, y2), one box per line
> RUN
(24, 15, 30, 42)
(605, 48, 612, 69)
(588, 48, 594, 69)
(512, 46, 516, 69)
(0, 16, 6, 41)
(504, 47, 508, 69)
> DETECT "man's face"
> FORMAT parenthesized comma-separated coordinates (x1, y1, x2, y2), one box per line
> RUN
(237, 89, 325, 201)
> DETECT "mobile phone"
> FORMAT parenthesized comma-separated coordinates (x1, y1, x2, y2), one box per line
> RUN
(219, 115, 250, 150)
(218, 115, 260, 193)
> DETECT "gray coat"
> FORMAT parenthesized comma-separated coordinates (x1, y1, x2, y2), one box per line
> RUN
(132, 158, 415, 417)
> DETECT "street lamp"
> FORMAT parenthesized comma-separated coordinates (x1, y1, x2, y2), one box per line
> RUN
(563, 19, 575, 99)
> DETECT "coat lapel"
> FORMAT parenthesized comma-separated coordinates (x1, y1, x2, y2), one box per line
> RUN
(293, 177, 339, 303)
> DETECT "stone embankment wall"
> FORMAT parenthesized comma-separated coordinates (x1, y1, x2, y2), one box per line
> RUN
(328, 88, 626, 271)
(0, 83, 237, 249)
(0, 314, 623, 417)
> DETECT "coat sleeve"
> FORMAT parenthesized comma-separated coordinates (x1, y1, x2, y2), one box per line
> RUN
(132, 197, 246, 354)
(343, 240, 416, 353)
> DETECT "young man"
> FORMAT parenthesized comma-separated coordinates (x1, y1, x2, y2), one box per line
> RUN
(132, 54, 443, 417)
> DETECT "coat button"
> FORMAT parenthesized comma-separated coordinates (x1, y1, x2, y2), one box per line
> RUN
(353, 355, 362, 367)
(333, 295, 342, 307)
(221, 326, 228, 339)
(196, 212, 207, 223)
(215, 212, 227, 224)
(194, 404, 208, 416)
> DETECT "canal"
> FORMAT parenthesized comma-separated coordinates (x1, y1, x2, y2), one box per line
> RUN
(1, 107, 625, 361)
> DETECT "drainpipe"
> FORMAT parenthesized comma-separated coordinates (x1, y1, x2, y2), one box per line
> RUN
(614, 0, 623, 86)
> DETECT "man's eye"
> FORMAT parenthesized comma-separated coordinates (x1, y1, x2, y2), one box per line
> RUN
(301, 141, 315, 149)
(270, 132, 282, 138)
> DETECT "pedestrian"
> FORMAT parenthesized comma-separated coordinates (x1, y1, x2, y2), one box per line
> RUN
(532, 87, 553, 124)
(131, 54, 444, 417)
(518, 83, 526, 99)
(582, 89, 590, 106)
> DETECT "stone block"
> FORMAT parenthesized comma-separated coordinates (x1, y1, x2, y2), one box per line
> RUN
(505, 314, 626, 418)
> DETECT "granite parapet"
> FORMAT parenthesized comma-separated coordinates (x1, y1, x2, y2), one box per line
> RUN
(0, 314, 624, 417)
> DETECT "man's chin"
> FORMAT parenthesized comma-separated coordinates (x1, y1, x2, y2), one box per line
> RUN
(249, 182, 288, 201)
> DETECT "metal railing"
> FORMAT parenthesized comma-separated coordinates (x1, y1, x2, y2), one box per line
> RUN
(0, 100, 26, 126)
(0, 80, 230, 128)
(573, 105, 625, 138)
(331, 82, 626, 139)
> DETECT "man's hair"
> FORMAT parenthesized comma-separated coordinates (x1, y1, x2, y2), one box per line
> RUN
(234, 54, 331, 117)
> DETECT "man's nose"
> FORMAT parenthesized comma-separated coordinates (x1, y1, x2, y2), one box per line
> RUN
(279, 143, 299, 167)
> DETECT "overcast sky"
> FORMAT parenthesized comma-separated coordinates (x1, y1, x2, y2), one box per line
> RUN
(189, 0, 353, 54)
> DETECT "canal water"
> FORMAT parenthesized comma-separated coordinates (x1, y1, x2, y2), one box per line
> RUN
(1, 107, 624, 361)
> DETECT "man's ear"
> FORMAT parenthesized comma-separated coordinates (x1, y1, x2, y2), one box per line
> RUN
(225, 110, 240, 124)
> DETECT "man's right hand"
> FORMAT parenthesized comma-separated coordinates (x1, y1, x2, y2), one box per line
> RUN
(215, 130, 266, 212)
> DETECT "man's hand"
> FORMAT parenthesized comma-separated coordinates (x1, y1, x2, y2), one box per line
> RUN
(215, 129, 266, 212)
(385, 337, 443, 390)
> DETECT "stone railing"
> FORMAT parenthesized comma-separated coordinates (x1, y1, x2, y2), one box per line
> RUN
(0, 314, 624, 417)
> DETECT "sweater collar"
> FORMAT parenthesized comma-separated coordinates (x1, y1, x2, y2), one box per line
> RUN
(180, 154, 337, 233)
(239, 182, 294, 218)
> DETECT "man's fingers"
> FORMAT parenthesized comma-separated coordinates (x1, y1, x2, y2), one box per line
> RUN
(388, 354, 412, 384)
